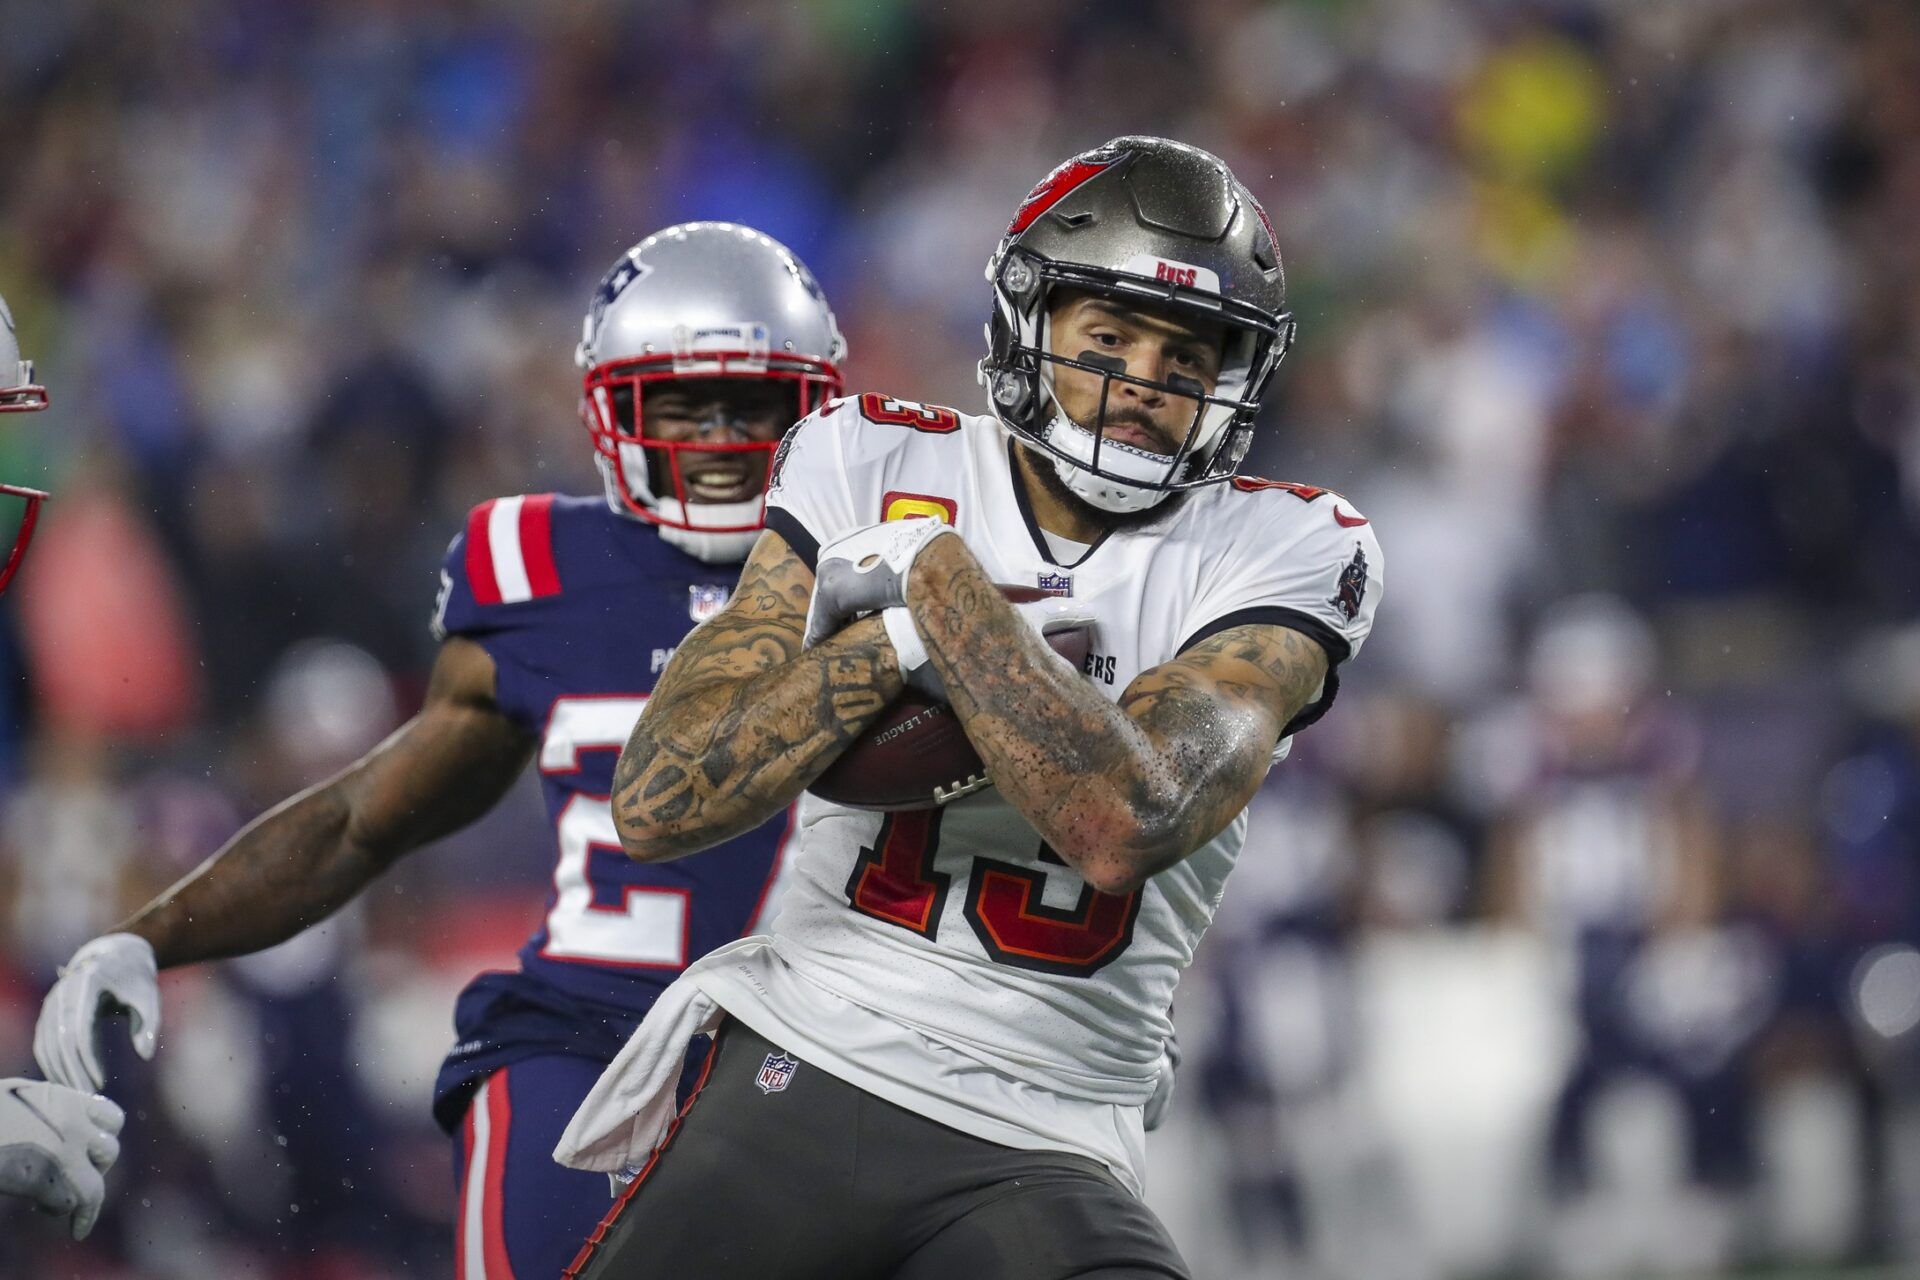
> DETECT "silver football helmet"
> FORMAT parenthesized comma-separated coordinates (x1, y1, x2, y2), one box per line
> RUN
(0, 293, 48, 593)
(578, 222, 846, 563)
(979, 137, 1295, 514)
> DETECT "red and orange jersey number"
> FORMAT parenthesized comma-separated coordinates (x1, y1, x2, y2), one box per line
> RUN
(845, 818, 1139, 978)
(858, 393, 961, 434)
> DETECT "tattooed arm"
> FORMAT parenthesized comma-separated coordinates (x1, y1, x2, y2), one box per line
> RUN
(906, 535, 1327, 895)
(611, 530, 904, 863)
(123, 636, 535, 968)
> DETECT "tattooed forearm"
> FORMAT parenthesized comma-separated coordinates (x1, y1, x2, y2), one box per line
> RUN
(612, 619, 897, 860)
(612, 532, 903, 862)
(906, 536, 1328, 894)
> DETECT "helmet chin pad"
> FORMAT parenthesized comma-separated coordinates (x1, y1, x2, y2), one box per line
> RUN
(594, 454, 761, 563)
(987, 279, 1256, 510)
(654, 499, 760, 563)
(1041, 413, 1174, 514)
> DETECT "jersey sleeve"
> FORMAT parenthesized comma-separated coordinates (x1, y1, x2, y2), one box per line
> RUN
(762, 399, 863, 570)
(430, 495, 565, 642)
(1178, 488, 1385, 735)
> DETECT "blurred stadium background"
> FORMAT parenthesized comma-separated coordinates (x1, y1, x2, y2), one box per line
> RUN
(3, 0, 1920, 1276)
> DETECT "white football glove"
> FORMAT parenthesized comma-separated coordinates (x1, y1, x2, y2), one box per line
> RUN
(0, 1078, 124, 1240)
(1143, 1030, 1181, 1132)
(34, 934, 160, 1093)
(802, 520, 958, 650)
(884, 595, 1099, 700)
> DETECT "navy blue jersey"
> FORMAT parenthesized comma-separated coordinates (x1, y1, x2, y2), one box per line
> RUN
(428, 493, 791, 1128)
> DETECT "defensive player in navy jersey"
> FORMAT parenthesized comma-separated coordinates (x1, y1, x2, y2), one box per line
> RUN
(32, 224, 847, 1277)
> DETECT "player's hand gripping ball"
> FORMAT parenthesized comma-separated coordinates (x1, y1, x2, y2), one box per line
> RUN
(810, 584, 1094, 811)
(802, 519, 958, 650)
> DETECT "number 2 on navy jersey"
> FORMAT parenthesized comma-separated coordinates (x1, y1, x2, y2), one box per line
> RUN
(538, 696, 688, 968)
(845, 813, 1139, 977)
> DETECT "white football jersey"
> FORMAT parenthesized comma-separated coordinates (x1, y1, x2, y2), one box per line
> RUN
(688, 394, 1383, 1189)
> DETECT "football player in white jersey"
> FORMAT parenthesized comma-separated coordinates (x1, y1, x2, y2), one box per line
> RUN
(560, 137, 1384, 1279)
(0, 293, 126, 1242)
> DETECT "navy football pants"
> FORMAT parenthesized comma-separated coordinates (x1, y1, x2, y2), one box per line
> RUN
(451, 1054, 614, 1280)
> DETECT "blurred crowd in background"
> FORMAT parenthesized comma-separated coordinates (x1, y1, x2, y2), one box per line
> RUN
(2, 0, 1919, 1276)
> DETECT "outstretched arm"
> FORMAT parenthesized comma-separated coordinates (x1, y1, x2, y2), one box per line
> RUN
(905, 534, 1328, 894)
(36, 635, 536, 1091)
(125, 635, 534, 967)
(611, 530, 904, 863)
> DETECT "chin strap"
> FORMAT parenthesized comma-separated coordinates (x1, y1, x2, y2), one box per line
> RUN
(1043, 412, 1173, 515)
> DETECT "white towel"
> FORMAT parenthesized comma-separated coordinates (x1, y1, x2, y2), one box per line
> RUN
(553, 971, 725, 1174)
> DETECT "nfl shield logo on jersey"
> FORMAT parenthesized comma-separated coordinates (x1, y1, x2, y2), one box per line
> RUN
(755, 1051, 799, 1095)
(1037, 572, 1073, 597)
(688, 583, 731, 622)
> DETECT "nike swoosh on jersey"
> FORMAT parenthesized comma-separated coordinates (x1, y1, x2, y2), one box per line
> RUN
(1333, 506, 1368, 527)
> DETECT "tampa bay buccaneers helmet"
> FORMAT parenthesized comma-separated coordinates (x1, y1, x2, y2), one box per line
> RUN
(979, 136, 1295, 514)
(0, 293, 49, 593)
(578, 222, 846, 563)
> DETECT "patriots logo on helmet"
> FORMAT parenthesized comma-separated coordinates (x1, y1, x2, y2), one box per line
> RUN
(584, 252, 651, 346)
(1332, 544, 1368, 622)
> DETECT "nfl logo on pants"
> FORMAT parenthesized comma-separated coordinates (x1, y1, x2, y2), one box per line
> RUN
(756, 1051, 799, 1095)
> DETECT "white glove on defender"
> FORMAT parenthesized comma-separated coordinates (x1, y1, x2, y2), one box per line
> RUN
(0, 1078, 124, 1240)
(34, 934, 160, 1093)
(802, 520, 958, 650)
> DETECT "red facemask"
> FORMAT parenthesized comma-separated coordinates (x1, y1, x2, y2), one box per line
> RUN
(581, 351, 842, 532)
(0, 377, 49, 595)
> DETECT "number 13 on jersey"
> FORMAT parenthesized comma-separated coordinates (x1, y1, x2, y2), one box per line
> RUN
(845, 810, 1141, 978)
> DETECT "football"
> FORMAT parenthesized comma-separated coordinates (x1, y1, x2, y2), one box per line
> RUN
(809, 585, 1093, 811)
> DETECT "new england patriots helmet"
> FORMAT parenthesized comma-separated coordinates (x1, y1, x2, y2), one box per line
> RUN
(980, 137, 1295, 514)
(0, 293, 49, 593)
(578, 222, 846, 562)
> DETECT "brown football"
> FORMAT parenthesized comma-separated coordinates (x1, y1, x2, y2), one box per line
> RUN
(808, 585, 1093, 811)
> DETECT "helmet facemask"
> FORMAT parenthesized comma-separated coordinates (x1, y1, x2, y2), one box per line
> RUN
(984, 246, 1294, 514)
(0, 359, 48, 414)
(0, 482, 45, 595)
(0, 338, 48, 592)
(582, 336, 840, 562)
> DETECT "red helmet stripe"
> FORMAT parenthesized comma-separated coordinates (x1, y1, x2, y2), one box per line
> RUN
(517, 493, 562, 598)
(1249, 195, 1279, 255)
(1007, 159, 1112, 236)
(464, 499, 503, 606)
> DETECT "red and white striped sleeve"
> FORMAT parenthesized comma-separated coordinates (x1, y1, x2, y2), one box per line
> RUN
(433, 494, 564, 640)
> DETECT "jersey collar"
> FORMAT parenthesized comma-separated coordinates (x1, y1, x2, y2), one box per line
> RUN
(1005, 438, 1115, 570)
